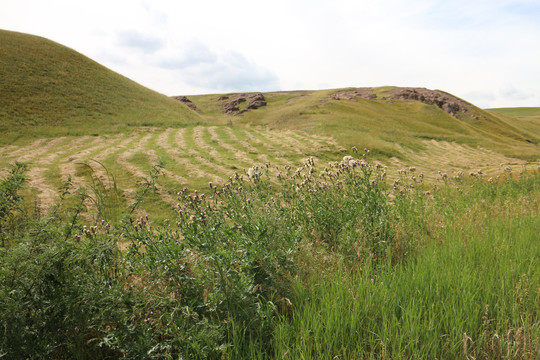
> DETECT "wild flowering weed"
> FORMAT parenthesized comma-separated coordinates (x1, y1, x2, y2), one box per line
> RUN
(3, 156, 536, 359)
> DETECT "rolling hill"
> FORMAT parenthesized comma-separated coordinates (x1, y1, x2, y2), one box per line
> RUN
(0, 29, 201, 140)
(183, 87, 538, 161)
(0, 29, 538, 212)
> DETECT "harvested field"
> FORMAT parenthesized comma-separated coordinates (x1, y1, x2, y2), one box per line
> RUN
(0, 126, 342, 210)
(2, 126, 531, 213)
(386, 140, 527, 182)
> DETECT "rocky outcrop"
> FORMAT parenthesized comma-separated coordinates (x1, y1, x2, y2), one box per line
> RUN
(220, 93, 267, 115)
(329, 87, 474, 118)
(390, 88, 469, 117)
(172, 96, 201, 113)
(330, 88, 377, 101)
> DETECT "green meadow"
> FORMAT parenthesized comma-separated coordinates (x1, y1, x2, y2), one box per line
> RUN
(0, 29, 539, 359)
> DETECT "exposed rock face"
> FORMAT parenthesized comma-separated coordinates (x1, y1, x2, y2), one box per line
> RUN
(390, 88, 469, 117)
(330, 88, 377, 101)
(172, 96, 201, 113)
(222, 97, 245, 115)
(243, 93, 266, 111)
(220, 93, 267, 115)
(329, 87, 474, 118)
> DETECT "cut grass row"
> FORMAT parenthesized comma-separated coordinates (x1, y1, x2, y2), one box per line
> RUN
(0, 126, 339, 216)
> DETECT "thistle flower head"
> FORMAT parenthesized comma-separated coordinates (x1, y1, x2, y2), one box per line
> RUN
(342, 155, 354, 164)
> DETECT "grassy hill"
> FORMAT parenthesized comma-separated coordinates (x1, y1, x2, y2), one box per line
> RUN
(487, 107, 540, 141)
(0, 29, 201, 141)
(1, 29, 537, 160)
(0, 30, 538, 212)
(186, 88, 539, 161)
(1, 31, 539, 359)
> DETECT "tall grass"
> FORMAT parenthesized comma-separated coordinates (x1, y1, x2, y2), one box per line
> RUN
(0, 155, 538, 359)
(272, 202, 539, 359)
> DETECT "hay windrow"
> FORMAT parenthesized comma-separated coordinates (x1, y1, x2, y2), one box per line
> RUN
(389, 140, 526, 180)
(207, 126, 254, 166)
(0, 127, 533, 211)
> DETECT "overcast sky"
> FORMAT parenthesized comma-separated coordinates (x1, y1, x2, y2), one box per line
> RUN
(3, 0, 540, 108)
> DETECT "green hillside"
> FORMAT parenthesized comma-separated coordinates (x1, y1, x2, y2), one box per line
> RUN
(186, 88, 539, 160)
(0, 29, 201, 141)
(487, 107, 540, 140)
(488, 107, 540, 117)
(1, 29, 538, 162)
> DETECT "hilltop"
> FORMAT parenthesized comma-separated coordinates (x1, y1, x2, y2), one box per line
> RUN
(0, 29, 201, 141)
(179, 87, 539, 161)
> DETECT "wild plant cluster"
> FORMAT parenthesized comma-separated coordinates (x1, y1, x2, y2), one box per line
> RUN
(0, 152, 397, 359)
(0, 154, 538, 359)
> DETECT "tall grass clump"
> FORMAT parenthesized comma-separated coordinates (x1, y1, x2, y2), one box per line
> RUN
(78, 160, 124, 223)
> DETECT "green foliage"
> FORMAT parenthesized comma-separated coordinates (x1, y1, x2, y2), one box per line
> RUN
(0, 157, 538, 359)
(0, 162, 27, 247)
(80, 160, 124, 223)
(272, 172, 540, 359)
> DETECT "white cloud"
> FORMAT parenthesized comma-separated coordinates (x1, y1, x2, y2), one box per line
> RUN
(179, 50, 279, 92)
(157, 42, 218, 70)
(116, 31, 164, 54)
(1, 0, 539, 107)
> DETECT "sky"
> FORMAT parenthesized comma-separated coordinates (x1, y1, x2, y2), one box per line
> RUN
(2, 0, 540, 108)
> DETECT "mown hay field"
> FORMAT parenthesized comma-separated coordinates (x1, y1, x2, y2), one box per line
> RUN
(0, 126, 344, 213)
(1, 123, 534, 217)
